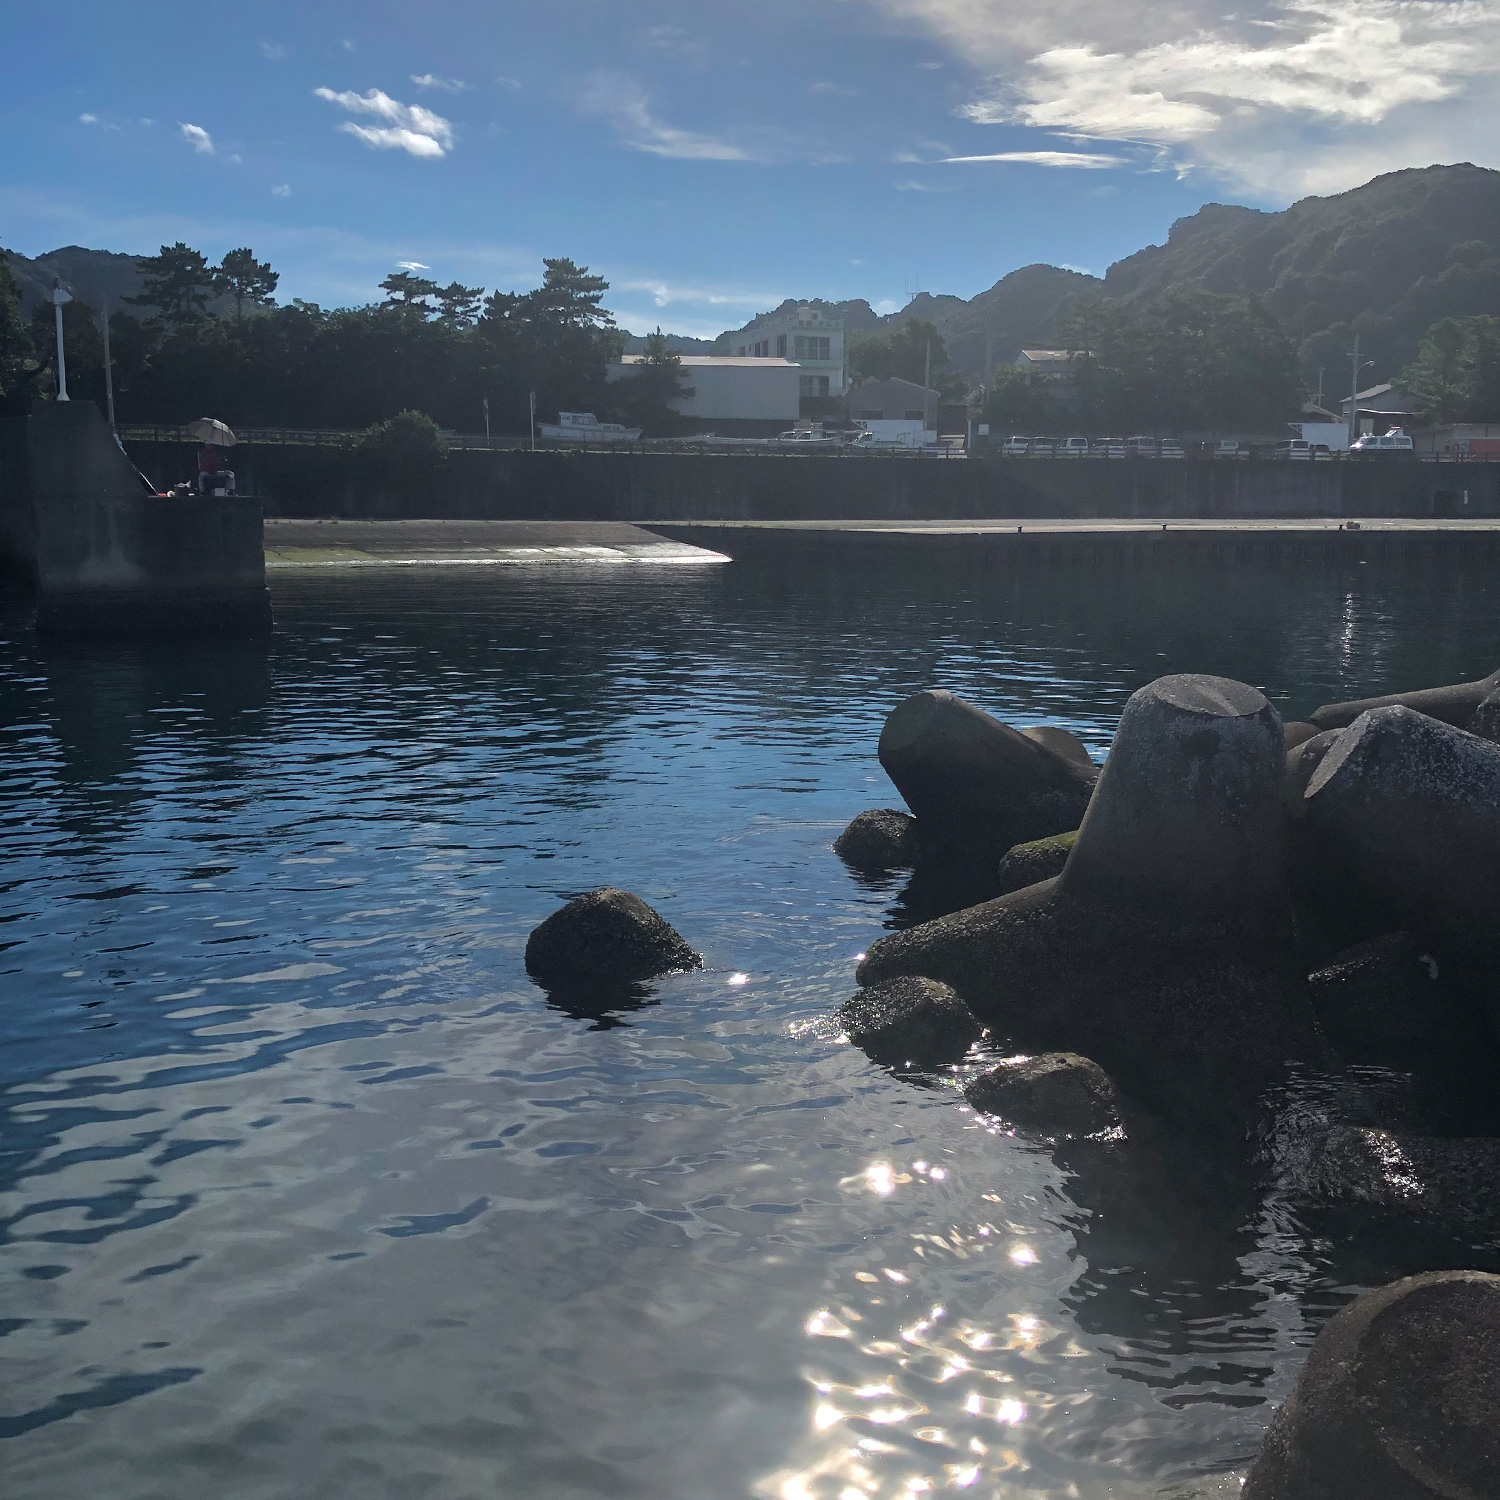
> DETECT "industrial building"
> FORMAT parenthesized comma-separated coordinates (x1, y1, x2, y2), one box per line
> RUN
(607, 355, 800, 430)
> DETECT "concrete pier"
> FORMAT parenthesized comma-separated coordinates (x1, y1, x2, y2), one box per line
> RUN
(0, 403, 271, 637)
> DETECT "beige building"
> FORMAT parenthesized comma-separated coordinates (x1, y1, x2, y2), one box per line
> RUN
(726, 305, 846, 398)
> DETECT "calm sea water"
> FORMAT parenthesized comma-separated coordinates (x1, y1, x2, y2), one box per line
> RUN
(4, 551, 1499, 1500)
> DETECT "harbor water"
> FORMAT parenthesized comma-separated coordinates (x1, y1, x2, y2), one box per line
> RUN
(4, 551, 1500, 1499)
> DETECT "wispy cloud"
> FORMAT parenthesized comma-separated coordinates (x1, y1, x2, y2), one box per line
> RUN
(496, 75, 522, 89)
(894, 178, 957, 190)
(79, 112, 98, 124)
(575, 72, 750, 160)
(642, 25, 709, 65)
(411, 73, 467, 93)
(271, 183, 292, 197)
(260, 41, 289, 61)
(616, 278, 783, 308)
(314, 88, 455, 157)
(943, 149, 1124, 167)
(396, 260, 430, 271)
(180, 123, 214, 154)
(864, 0, 1500, 197)
(811, 80, 861, 96)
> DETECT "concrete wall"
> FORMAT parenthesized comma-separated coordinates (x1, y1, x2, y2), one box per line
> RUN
(2, 403, 271, 635)
(120, 437, 1500, 523)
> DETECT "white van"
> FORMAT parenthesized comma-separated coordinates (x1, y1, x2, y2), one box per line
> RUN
(1273, 439, 1313, 461)
(1002, 435, 1032, 456)
(1127, 436, 1157, 457)
(1056, 436, 1091, 458)
(1158, 439, 1185, 460)
(1350, 428, 1415, 455)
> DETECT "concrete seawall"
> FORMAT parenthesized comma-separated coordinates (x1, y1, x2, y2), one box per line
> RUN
(2, 405, 271, 636)
(122, 439, 1500, 523)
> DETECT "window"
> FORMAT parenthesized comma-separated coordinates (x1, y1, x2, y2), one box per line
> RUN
(737, 346, 746, 357)
(858, 409, 883, 419)
(776, 334, 787, 357)
(800, 374, 830, 398)
(793, 336, 830, 361)
(904, 409, 925, 420)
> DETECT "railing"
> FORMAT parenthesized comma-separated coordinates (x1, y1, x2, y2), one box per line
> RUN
(115, 425, 1500, 462)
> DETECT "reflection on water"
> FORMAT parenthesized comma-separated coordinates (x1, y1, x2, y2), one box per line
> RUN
(2, 553, 1499, 1498)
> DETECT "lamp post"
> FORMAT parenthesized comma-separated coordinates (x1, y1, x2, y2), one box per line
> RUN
(1346, 336, 1373, 450)
(50, 279, 72, 402)
(101, 304, 116, 429)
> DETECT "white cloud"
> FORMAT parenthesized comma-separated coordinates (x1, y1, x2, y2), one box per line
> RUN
(260, 41, 289, 60)
(943, 149, 1124, 167)
(79, 112, 98, 124)
(314, 87, 455, 157)
(894, 178, 957, 191)
(811, 80, 861, 96)
(396, 260, 430, 271)
(271, 183, 292, 197)
(616, 278, 781, 308)
(863, 0, 1500, 197)
(411, 73, 467, 92)
(643, 25, 709, 64)
(575, 71, 751, 160)
(179, 122, 214, 154)
(496, 75, 522, 89)
(341, 38, 355, 51)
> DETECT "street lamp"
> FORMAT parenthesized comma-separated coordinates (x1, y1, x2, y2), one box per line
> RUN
(50, 279, 72, 402)
(1347, 335, 1374, 450)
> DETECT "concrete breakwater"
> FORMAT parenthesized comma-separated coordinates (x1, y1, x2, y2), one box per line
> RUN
(122, 437, 1500, 523)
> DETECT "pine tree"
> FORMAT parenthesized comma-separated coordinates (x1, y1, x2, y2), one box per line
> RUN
(0, 255, 36, 399)
(214, 248, 279, 321)
(127, 242, 214, 325)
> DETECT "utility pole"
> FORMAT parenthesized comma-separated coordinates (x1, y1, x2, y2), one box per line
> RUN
(528, 390, 536, 450)
(924, 337, 932, 427)
(101, 304, 116, 429)
(483, 395, 490, 443)
(50, 279, 72, 401)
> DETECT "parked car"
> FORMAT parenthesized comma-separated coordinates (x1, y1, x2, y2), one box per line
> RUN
(1030, 438, 1056, 457)
(1272, 439, 1314, 461)
(1350, 428, 1415, 455)
(1127, 436, 1157, 457)
(1056, 436, 1091, 458)
(1002, 435, 1033, 456)
(1213, 440, 1249, 459)
(1090, 436, 1127, 457)
(1311, 444, 1335, 460)
(1158, 439, 1185, 460)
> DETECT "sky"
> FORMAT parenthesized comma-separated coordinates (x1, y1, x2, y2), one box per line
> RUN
(4, 0, 1498, 337)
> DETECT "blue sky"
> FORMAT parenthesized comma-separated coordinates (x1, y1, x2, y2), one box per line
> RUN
(5, 0, 1497, 336)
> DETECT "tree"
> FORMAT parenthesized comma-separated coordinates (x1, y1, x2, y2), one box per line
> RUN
(848, 319, 966, 400)
(978, 365, 1053, 434)
(1058, 290, 1301, 432)
(0, 255, 36, 401)
(529, 258, 615, 330)
(214, 247, 279, 321)
(128, 242, 214, 325)
(1399, 315, 1500, 423)
(433, 281, 483, 327)
(610, 329, 693, 433)
(379, 270, 440, 307)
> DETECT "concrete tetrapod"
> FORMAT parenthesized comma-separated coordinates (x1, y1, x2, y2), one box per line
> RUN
(877, 690, 1096, 860)
(858, 676, 1311, 1124)
(1309, 666, 1500, 732)
(1302, 706, 1500, 970)
(1244, 1271, 1500, 1500)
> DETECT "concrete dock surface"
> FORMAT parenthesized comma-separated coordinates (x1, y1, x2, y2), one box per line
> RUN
(264, 518, 729, 567)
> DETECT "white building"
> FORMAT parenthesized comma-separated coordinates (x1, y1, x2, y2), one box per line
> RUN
(607, 355, 800, 422)
(726, 305, 846, 398)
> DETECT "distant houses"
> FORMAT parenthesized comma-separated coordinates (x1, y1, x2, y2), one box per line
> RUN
(606, 355, 800, 430)
(722, 304, 847, 400)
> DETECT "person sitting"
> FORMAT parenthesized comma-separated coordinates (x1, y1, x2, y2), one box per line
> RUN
(195, 443, 236, 497)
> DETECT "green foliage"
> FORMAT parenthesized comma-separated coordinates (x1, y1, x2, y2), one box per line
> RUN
(849, 319, 966, 399)
(128, 242, 214, 325)
(609, 329, 693, 433)
(0, 255, 36, 401)
(107, 254, 623, 434)
(380, 270, 440, 306)
(1398, 315, 1500, 423)
(977, 365, 1053, 433)
(433, 282, 483, 327)
(214, 248, 279, 321)
(1057, 289, 1301, 431)
(355, 409, 447, 494)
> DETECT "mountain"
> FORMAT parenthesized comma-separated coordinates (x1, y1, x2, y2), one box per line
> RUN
(1102, 163, 1500, 385)
(3, 244, 241, 322)
(718, 163, 1498, 390)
